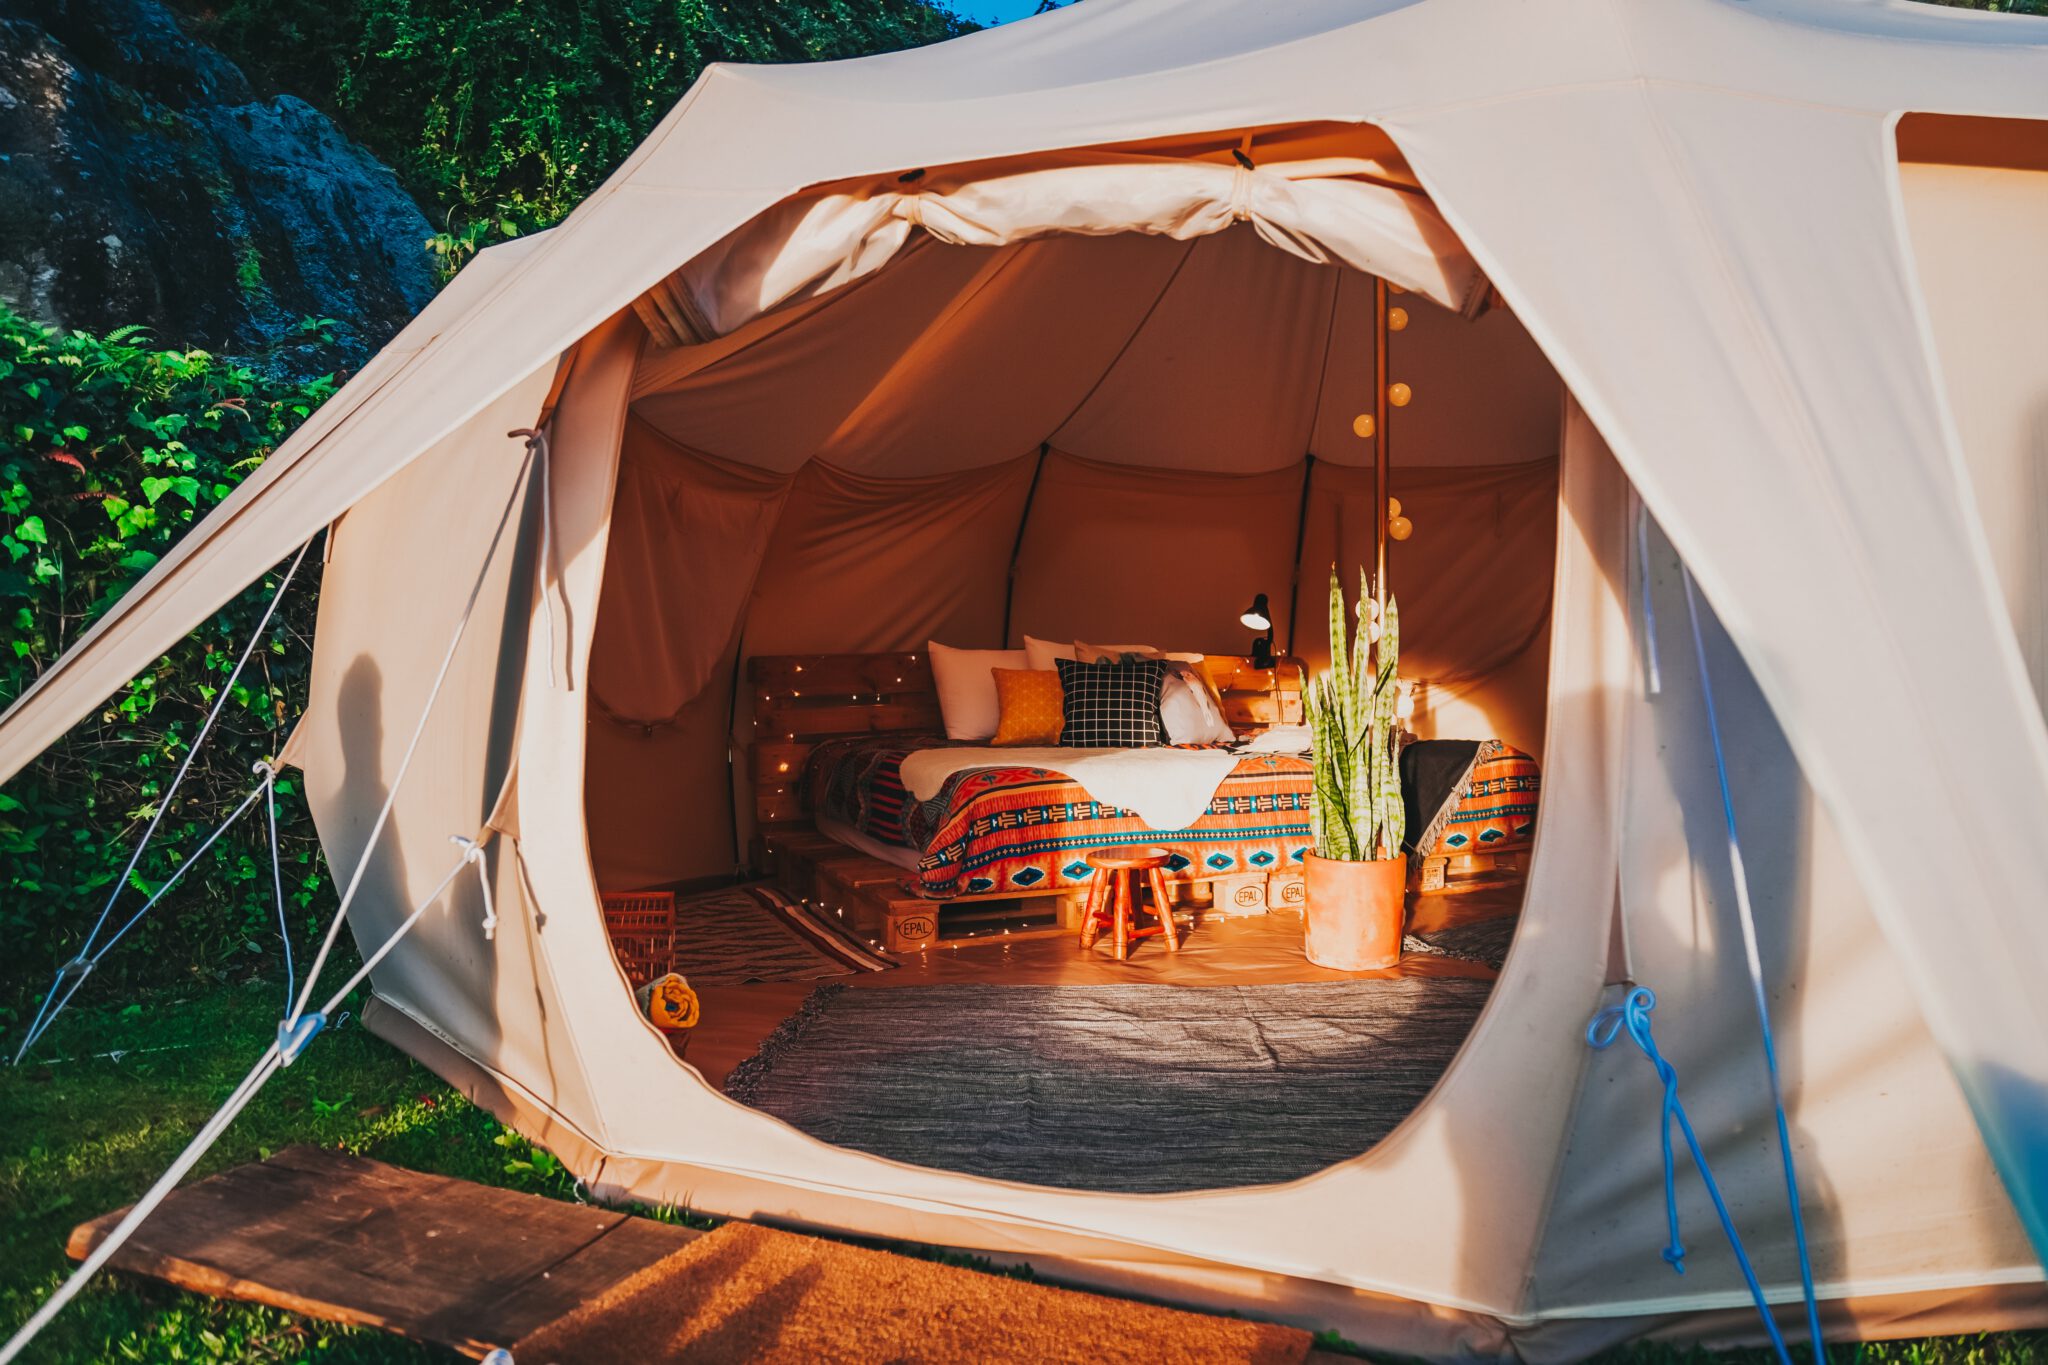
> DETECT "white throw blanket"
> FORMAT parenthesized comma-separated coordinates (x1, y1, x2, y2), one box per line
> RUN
(897, 746, 1243, 831)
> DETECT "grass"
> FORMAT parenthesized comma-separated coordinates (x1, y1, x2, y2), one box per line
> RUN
(1, 979, 575, 1363)
(3, 983, 2046, 1363)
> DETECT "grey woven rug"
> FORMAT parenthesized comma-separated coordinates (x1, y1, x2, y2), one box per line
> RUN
(1404, 914, 1520, 971)
(726, 979, 1493, 1192)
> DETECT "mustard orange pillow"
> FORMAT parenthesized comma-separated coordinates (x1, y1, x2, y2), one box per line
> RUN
(990, 668, 1065, 746)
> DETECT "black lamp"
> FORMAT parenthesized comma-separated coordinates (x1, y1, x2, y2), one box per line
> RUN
(1240, 593, 1275, 670)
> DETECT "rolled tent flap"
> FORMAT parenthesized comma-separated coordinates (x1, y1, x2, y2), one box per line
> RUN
(642, 152, 1488, 344)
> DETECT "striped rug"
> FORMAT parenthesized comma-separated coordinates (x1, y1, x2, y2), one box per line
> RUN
(725, 978, 1492, 1192)
(673, 884, 894, 985)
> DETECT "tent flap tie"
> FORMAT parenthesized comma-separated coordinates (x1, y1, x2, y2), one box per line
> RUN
(1586, 988, 1793, 1363)
(451, 833, 497, 939)
(509, 426, 568, 690)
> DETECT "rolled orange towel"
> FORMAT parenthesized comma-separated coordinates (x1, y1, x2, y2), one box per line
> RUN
(634, 972, 700, 1031)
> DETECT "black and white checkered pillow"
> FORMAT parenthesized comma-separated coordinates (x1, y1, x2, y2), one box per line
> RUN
(1055, 656, 1168, 748)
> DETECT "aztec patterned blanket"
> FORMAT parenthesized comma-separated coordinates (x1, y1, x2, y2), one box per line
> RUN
(804, 734, 1315, 899)
(805, 734, 1540, 900)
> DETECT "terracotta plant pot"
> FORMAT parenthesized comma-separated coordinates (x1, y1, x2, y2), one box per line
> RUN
(1302, 851, 1406, 970)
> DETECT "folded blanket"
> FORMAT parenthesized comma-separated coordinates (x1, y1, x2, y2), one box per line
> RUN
(898, 745, 1243, 831)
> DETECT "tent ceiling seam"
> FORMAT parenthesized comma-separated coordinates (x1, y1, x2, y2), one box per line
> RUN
(1045, 238, 1201, 448)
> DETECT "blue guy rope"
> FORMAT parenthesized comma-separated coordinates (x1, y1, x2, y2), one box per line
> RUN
(1678, 566, 1826, 1358)
(1587, 989, 1795, 1365)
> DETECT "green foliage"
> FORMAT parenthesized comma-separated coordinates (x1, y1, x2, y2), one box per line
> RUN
(1307, 567, 1405, 862)
(0, 305, 334, 1040)
(184, 0, 978, 251)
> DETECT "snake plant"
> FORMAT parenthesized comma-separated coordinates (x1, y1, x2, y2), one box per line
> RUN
(1306, 566, 1406, 862)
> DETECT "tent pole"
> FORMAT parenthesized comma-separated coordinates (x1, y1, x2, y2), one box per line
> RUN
(1284, 453, 1314, 658)
(1373, 275, 1390, 614)
(1000, 444, 1050, 646)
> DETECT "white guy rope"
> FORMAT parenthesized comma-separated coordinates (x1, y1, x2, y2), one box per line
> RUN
(283, 432, 542, 1028)
(13, 776, 271, 1064)
(0, 848, 474, 1365)
(257, 760, 297, 1016)
(12, 538, 314, 1063)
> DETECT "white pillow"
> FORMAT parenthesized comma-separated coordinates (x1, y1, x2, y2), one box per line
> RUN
(1022, 634, 1078, 672)
(927, 642, 1027, 741)
(1159, 662, 1236, 744)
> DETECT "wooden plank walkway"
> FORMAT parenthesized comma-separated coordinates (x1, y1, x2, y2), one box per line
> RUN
(68, 1146, 1352, 1363)
(67, 1145, 699, 1358)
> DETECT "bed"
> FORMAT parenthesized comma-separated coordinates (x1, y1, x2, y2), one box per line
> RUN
(745, 651, 1539, 947)
(803, 732, 1315, 899)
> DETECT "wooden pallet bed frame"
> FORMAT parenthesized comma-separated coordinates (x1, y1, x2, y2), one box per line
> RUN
(745, 650, 1306, 951)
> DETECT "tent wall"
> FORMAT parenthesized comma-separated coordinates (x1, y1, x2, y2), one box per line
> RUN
(289, 364, 606, 1123)
(588, 233, 1564, 889)
(1896, 147, 2048, 721)
(584, 441, 1561, 890)
(1386, 84, 2048, 1256)
(1528, 512, 2038, 1321)
(294, 314, 650, 1145)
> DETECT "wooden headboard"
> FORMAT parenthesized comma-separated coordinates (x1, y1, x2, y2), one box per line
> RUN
(744, 651, 1305, 835)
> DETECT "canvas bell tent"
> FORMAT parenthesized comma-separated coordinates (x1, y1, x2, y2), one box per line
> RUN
(4, 0, 2048, 1359)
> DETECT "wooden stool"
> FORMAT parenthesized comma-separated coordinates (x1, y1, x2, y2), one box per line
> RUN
(1077, 847, 1181, 961)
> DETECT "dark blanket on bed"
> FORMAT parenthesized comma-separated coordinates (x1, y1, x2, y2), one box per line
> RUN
(1400, 739, 1482, 856)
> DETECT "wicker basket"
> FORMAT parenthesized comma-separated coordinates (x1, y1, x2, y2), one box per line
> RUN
(601, 889, 677, 987)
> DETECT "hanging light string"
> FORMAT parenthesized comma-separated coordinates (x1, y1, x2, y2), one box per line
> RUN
(12, 538, 315, 1065)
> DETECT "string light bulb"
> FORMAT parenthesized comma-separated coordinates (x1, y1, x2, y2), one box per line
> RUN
(1352, 413, 1376, 439)
(1388, 307, 1409, 332)
(1388, 382, 1413, 408)
(1389, 515, 1414, 541)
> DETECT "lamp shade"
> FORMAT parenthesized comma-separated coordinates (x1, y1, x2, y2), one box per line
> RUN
(1240, 593, 1272, 631)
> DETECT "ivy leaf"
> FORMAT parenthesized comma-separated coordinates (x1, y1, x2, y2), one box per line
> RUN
(140, 477, 174, 505)
(14, 515, 46, 545)
(61, 424, 89, 442)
